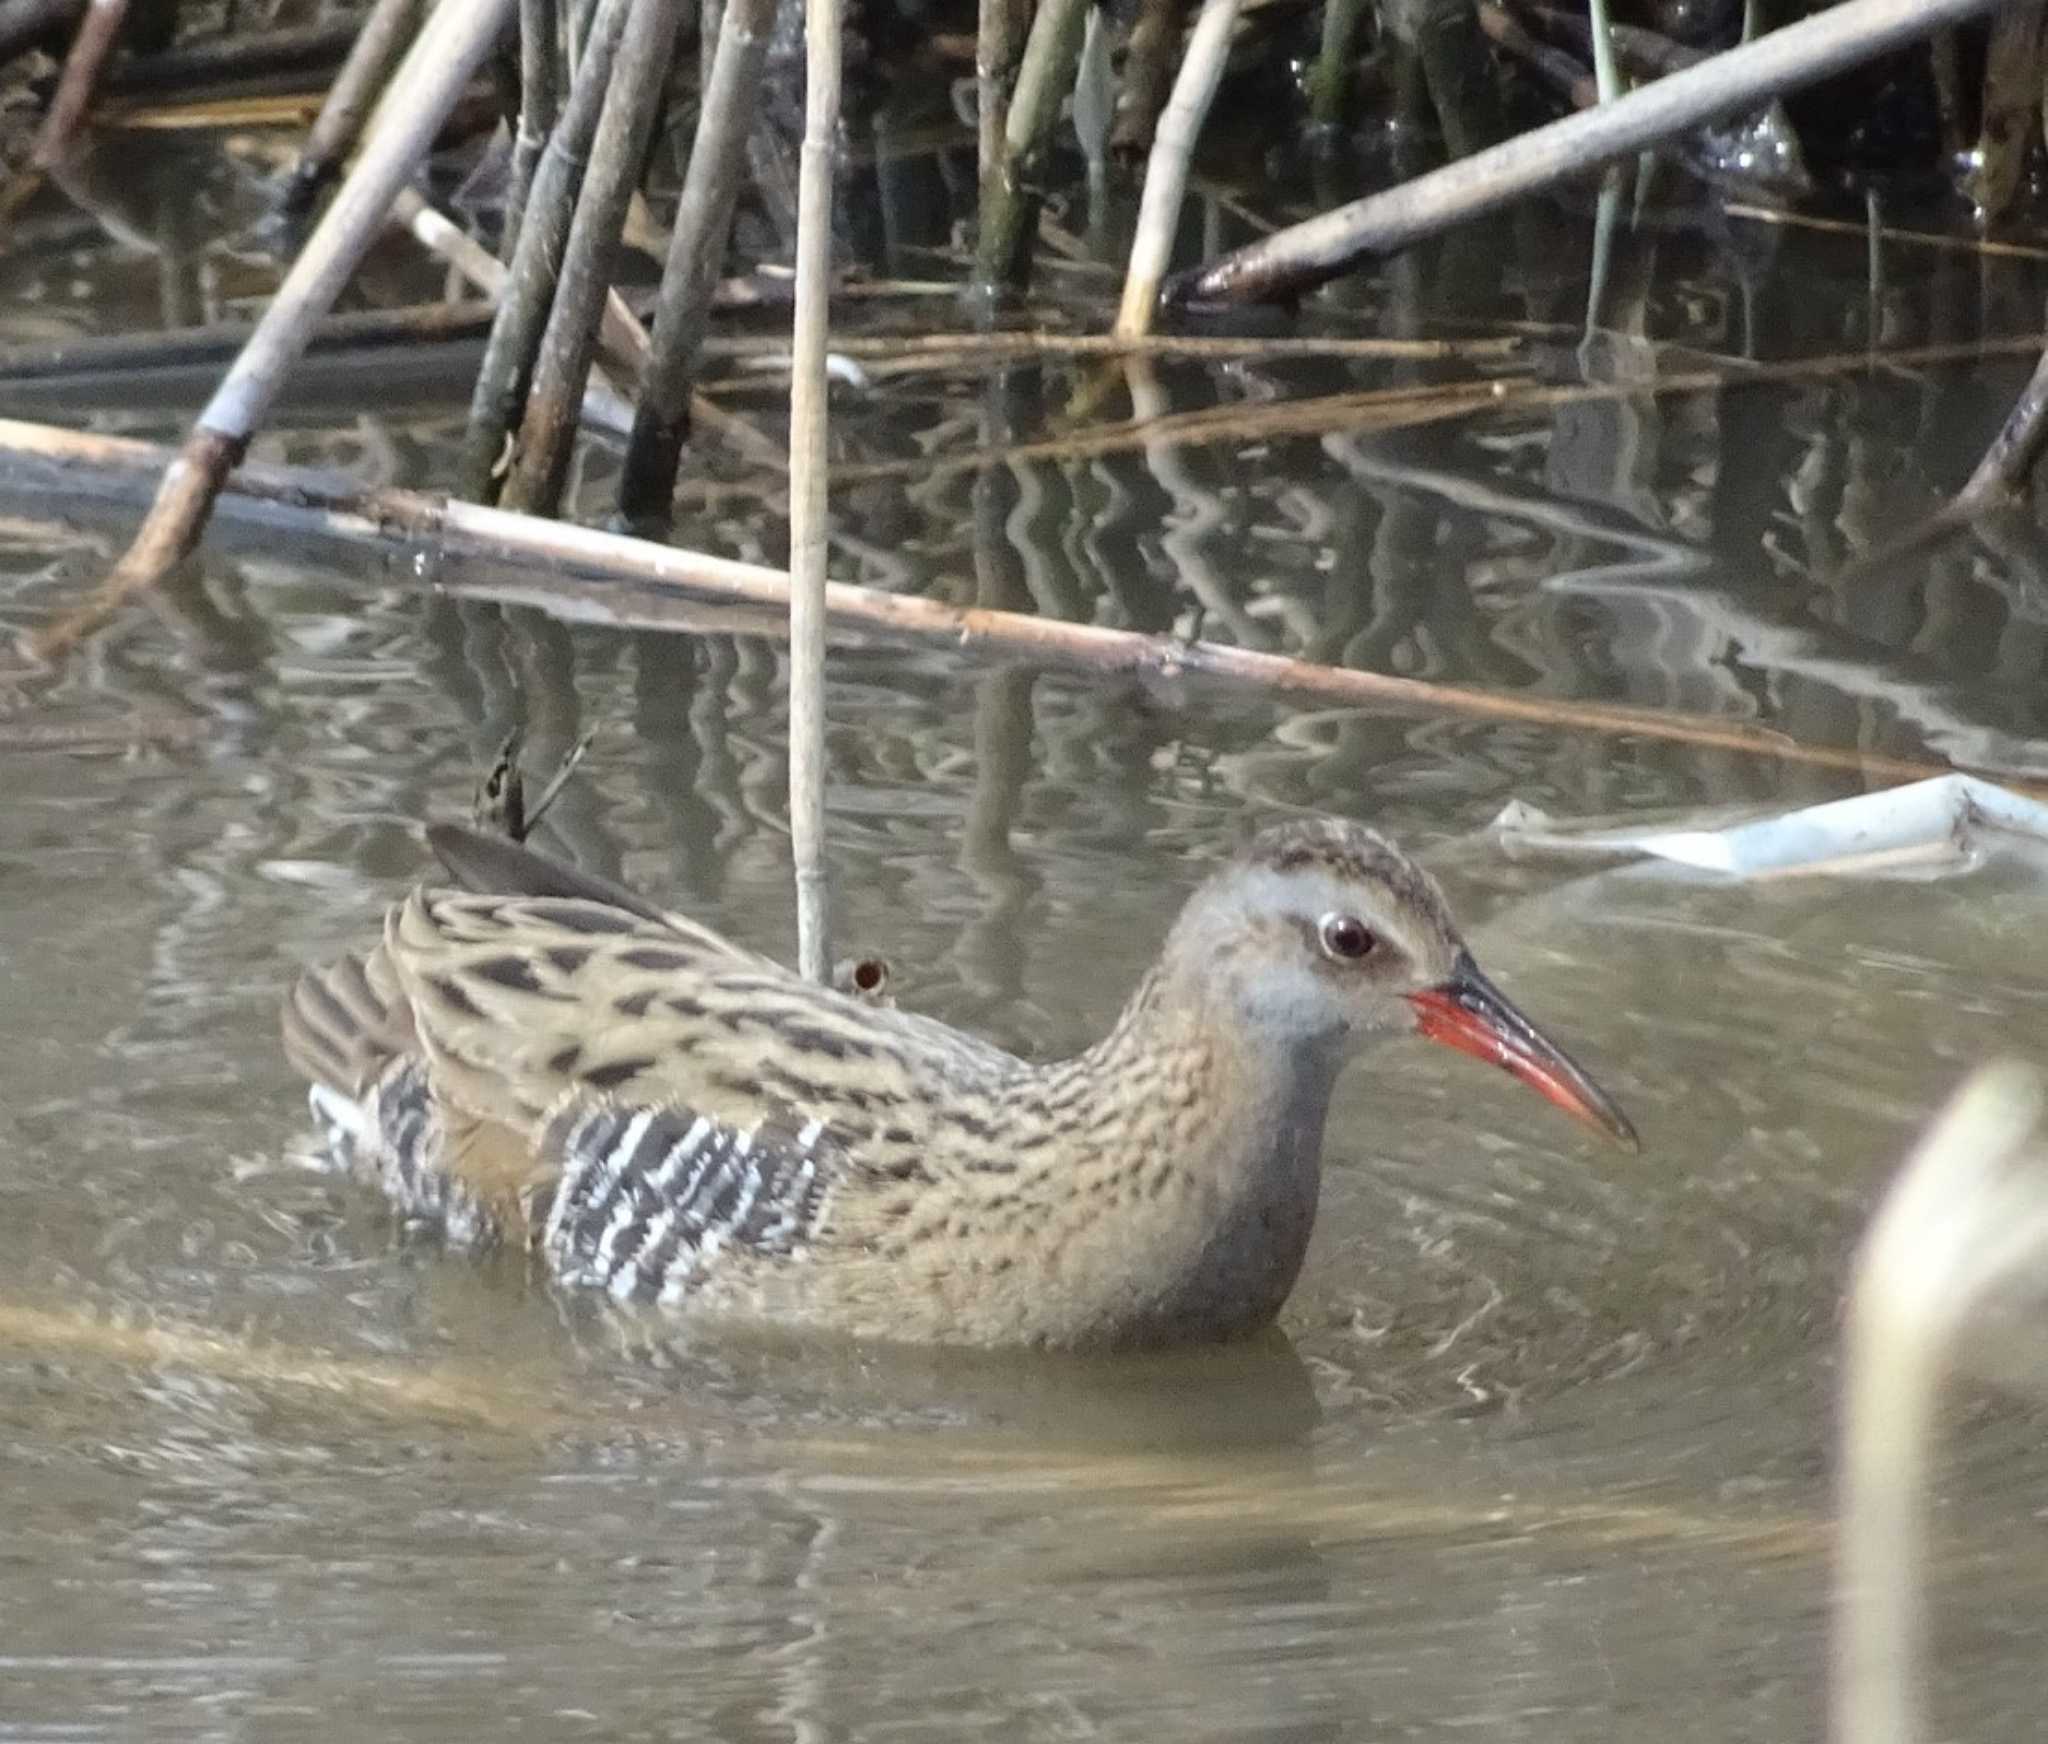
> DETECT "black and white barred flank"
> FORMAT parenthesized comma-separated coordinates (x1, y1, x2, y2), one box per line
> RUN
(308, 1063, 490, 1247)
(539, 1101, 833, 1304)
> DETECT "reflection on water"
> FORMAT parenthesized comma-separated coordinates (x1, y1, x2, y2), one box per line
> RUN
(4, 115, 2048, 1744)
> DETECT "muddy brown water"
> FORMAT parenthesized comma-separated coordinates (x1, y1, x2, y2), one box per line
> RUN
(3, 124, 2048, 1740)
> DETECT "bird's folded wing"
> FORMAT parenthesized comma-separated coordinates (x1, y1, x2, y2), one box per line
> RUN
(537, 1098, 837, 1301)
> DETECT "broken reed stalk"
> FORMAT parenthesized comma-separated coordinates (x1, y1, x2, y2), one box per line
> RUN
(283, 0, 426, 214)
(503, 0, 562, 251)
(788, 0, 840, 984)
(615, 0, 776, 527)
(5, 414, 2029, 799)
(389, 188, 636, 434)
(1113, 0, 1241, 338)
(1834, 1064, 2048, 1744)
(409, 201, 784, 472)
(1172, 0, 2007, 306)
(974, 0, 1090, 292)
(462, 0, 633, 502)
(390, 186, 667, 412)
(33, 0, 127, 166)
(499, 0, 684, 516)
(28, 0, 517, 662)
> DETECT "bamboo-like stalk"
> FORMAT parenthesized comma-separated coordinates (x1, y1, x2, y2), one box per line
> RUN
(33, 0, 128, 166)
(564, 0, 598, 71)
(974, 0, 1090, 292)
(499, 0, 683, 516)
(462, 0, 633, 502)
(1305, 0, 1364, 128)
(1586, 0, 1622, 103)
(503, 0, 561, 253)
(788, 0, 841, 983)
(29, 0, 517, 662)
(975, 0, 1026, 183)
(282, 0, 426, 214)
(1113, 0, 1240, 338)
(615, 0, 776, 527)
(6, 413, 2032, 796)
(1172, 0, 2005, 306)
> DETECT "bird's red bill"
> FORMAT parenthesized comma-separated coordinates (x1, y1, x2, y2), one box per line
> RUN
(1405, 953, 1638, 1149)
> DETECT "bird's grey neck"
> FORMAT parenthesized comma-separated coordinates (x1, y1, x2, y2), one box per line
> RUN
(1073, 960, 1349, 1142)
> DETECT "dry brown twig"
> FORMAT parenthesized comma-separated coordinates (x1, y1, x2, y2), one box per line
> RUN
(2, 414, 2031, 798)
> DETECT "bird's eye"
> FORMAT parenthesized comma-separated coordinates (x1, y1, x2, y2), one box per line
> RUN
(1318, 913, 1378, 962)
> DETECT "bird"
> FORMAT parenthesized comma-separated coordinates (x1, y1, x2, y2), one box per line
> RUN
(281, 815, 1636, 1350)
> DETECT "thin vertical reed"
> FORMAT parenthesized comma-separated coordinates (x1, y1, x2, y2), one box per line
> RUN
(975, 0, 1025, 184)
(1114, 0, 1240, 337)
(500, 0, 683, 516)
(616, 0, 775, 527)
(1306, 0, 1364, 127)
(1586, 0, 1621, 102)
(503, 0, 562, 251)
(462, 0, 633, 501)
(974, 0, 1089, 292)
(789, 0, 841, 982)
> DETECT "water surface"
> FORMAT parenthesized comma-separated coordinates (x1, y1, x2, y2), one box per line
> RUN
(3, 119, 2048, 1742)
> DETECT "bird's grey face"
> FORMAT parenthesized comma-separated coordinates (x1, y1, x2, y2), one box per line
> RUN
(1174, 824, 1636, 1148)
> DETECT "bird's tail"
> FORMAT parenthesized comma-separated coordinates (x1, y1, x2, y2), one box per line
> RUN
(280, 945, 416, 1103)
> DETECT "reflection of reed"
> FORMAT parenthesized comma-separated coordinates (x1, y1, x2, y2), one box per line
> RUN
(630, 630, 726, 896)
(954, 380, 1043, 1020)
(1125, 356, 1266, 647)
